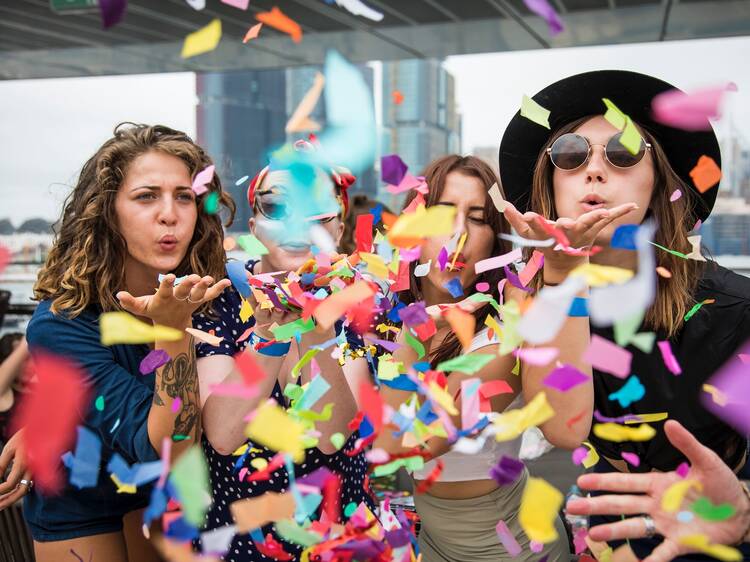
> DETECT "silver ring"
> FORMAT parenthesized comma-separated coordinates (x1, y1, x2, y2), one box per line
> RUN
(175, 294, 190, 301)
(642, 515, 656, 538)
(187, 296, 201, 304)
(19, 479, 33, 490)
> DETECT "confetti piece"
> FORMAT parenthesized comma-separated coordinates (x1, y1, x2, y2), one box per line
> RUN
(185, 0, 205, 9)
(99, 0, 126, 29)
(519, 477, 563, 543)
(520, 94, 551, 129)
(221, 0, 249, 9)
(181, 18, 222, 59)
(652, 85, 732, 131)
(656, 266, 672, 278)
(572, 442, 599, 468)
(619, 117, 642, 155)
(608, 375, 645, 408)
(236, 234, 269, 256)
(100, 312, 183, 345)
(381, 154, 408, 186)
(592, 423, 656, 442)
(657, 340, 682, 375)
(571, 263, 633, 286)
(662, 479, 703, 513)
(388, 205, 456, 243)
(542, 364, 589, 392)
(679, 535, 742, 562)
(493, 392, 554, 442)
(185, 327, 223, 346)
(201, 525, 237, 556)
(245, 402, 305, 462)
(621, 452, 640, 467)
(702, 339, 750, 433)
(519, 275, 586, 345)
(139, 349, 171, 374)
(702, 383, 728, 407)
(685, 299, 714, 322)
(489, 455, 525, 486)
(256, 6, 302, 43)
(203, 192, 219, 214)
(285, 72, 324, 133)
(330, 432, 345, 450)
(437, 353, 494, 375)
(475, 248, 523, 274)
(690, 155, 722, 193)
(583, 334, 632, 378)
(94, 395, 105, 411)
(691, 497, 736, 521)
(314, 280, 374, 330)
(488, 182, 508, 212)
(444, 307, 475, 350)
(523, 0, 564, 34)
(602, 98, 627, 130)
(333, 0, 384, 21)
(515, 347, 559, 366)
(670, 189, 683, 202)
(496, 519, 522, 556)
(242, 23, 264, 45)
(231, 492, 295, 533)
(676, 462, 690, 478)
(65, 426, 102, 489)
(170, 446, 211, 526)
(191, 164, 214, 195)
(623, 412, 668, 424)
(392, 90, 404, 105)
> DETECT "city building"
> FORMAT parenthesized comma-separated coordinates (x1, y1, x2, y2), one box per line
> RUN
(701, 196, 750, 256)
(472, 145, 500, 176)
(380, 59, 462, 209)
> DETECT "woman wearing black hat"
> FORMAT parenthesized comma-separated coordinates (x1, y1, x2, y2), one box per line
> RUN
(499, 70, 750, 561)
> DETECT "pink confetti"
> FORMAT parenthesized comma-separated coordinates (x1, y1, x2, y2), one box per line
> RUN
(542, 364, 590, 392)
(0, 244, 10, 275)
(574, 529, 588, 554)
(519, 250, 544, 286)
(670, 189, 683, 202)
(652, 84, 734, 131)
(221, 0, 249, 9)
(157, 437, 172, 488)
(583, 335, 632, 378)
(523, 0, 564, 35)
(514, 347, 559, 366)
(676, 462, 690, 478)
(572, 446, 588, 465)
(657, 340, 682, 375)
(192, 164, 215, 195)
(239, 467, 249, 481)
(385, 173, 423, 194)
(495, 520, 522, 556)
(171, 397, 182, 413)
(621, 452, 641, 467)
(475, 281, 490, 292)
(438, 247, 449, 271)
(475, 247, 523, 274)
(530, 541, 544, 553)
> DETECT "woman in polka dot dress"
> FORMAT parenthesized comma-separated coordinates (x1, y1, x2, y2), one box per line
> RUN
(194, 146, 375, 561)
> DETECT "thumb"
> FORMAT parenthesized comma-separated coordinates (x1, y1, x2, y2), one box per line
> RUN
(116, 291, 143, 316)
(663, 419, 718, 470)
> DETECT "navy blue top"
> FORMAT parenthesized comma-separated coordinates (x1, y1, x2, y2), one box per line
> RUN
(23, 300, 160, 541)
(194, 260, 374, 562)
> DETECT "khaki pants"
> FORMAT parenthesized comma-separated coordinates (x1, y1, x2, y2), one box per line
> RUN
(413, 469, 570, 562)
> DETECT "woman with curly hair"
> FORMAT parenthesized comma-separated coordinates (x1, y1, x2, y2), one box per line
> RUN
(0, 123, 235, 561)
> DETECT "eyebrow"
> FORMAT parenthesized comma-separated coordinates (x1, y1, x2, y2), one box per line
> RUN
(132, 185, 193, 192)
(435, 201, 485, 212)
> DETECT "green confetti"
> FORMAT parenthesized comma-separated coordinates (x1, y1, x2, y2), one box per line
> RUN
(691, 496, 736, 521)
(520, 94, 551, 129)
(172, 434, 190, 442)
(170, 446, 210, 527)
(602, 98, 627, 130)
(203, 191, 219, 214)
(343, 502, 358, 517)
(95, 395, 105, 411)
(437, 353, 495, 375)
(620, 117, 642, 155)
(684, 300, 713, 322)
(274, 519, 322, 547)
(330, 432, 345, 450)
(271, 317, 316, 341)
(404, 329, 425, 359)
(649, 241, 688, 259)
(372, 455, 424, 477)
(236, 234, 269, 256)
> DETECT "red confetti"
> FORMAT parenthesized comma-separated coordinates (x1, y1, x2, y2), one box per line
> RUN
(415, 459, 444, 494)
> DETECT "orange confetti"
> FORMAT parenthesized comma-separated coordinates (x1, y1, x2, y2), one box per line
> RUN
(689, 155, 722, 193)
(256, 6, 302, 43)
(242, 22, 263, 43)
(444, 307, 476, 351)
(656, 266, 672, 278)
(392, 90, 404, 105)
(223, 236, 237, 251)
(313, 281, 375, 330)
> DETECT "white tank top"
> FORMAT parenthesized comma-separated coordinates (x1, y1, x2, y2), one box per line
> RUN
(411, 327, 524, 482)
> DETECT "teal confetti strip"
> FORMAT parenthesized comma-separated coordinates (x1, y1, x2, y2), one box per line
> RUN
(95, 395, 105, 411)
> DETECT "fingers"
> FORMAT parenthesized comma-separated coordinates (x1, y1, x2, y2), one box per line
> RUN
(503, 203, 535, 238)
(173, 274, 201, 301)
(643, 540, 684, 562)
(0, 470, 32, 510)
(115, 291, 142, 315)
(577, 472, 655, 494)
(0, 455, 24, 496)
(663, 419, 722, 471)
(203, 279, 232, 303)
(188, 276, 213, 303)
(565, 494, 652, 516)
(587, 516, 656, 542)
(155, 274, 176, 299)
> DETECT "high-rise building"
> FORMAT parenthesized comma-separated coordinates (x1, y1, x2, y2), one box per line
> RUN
(471, 145, 500, 176)
(380, 59, 462, 209)
(701, 197, 750, 256)
(197, 64, 378, 231)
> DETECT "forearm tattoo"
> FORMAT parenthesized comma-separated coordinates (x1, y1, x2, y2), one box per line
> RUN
(153, 338, 200, 441)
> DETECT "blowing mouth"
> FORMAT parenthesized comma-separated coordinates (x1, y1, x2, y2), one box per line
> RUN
(447, 252, 467, 272)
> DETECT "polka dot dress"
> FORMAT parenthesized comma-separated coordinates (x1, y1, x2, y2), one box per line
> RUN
(194, 260, 375, 561)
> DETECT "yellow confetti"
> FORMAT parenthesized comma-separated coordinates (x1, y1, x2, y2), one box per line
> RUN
(620, 117, 642, 156)
(571, 263, 634, 287)
(388, 205, 456, 242)
(359, 252, 389, 279)
(520, 94, 551, 129)
(110, 473, 137, 494)
(580, 441, 600, 469)
(602, 98, 627, 130)
(377, 355, 403, 381)
(661, 479, 702, 513)
(245, 402, 305, 463)
(624, 412, 669, 424)
(592, 423, 656, 442)
(519, 477, 563, 543)
(181, 18, 222, 59)
(239, 298, 254, 323)
(428, 381, 458, 416)
(449, 233, 467, 270)
(679, 535, 742, 562)
(703, 384, 729, 407)
(100, 312, 183, 345)
(494, 392, 554, 442)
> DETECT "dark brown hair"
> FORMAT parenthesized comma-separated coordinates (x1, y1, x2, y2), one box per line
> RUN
(35, 123, 236, 318)
(401, 155, 511, 367)
(529, 116, 703, 337)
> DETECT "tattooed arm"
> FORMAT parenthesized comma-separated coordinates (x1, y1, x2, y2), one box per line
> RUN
(148, 333, 201, 460)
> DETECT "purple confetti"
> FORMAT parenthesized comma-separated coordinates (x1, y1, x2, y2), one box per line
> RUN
(503, 265, 533, 293)
(381, 154, 408, 186)
(572, 446, 588, 466)
(524, 0, 564, 35)
(336, 538, 386, 559)
(99, 0, 127, 29)
(398, 301, 429, 327)
(364, 336, 401, 353)
(621, 452, 641, 467)
(542, 364, 589, 392)
(593, 410, 646, 424)
(171, 397, 182, 413)
(139, 349, 171, 375)
(676, 462, 690, 478)
(438, 247, 449, 271)
(384, 528, 411, 548)
(489, 455, 525, 485)
(296, 466, 334, 488)
(702, 338, 750, 433)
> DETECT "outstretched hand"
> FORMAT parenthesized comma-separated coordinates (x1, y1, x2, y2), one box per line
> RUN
(566, 420, 750, 562)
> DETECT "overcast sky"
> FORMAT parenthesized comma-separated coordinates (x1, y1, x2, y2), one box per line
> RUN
(1, 35, 748, 224)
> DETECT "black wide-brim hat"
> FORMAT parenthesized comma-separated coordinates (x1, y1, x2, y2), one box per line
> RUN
(498, 70, 721, 222)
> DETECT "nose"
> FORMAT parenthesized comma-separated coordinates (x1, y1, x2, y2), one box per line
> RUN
(157, 198, 178, 226)
(584, 145, 608, 186)
(453, 212, 467, 238)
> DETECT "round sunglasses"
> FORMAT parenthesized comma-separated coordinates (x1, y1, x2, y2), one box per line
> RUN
(547, 132, 651, 171)
(255, 189, 338, 223)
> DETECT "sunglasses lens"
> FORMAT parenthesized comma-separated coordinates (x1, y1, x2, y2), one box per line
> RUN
(257, 196, 289, 220)
(606, 133, 646, 167)
(550, 134, 589, 170)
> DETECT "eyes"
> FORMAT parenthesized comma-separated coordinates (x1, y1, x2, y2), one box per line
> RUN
(135, 190, 196, 203)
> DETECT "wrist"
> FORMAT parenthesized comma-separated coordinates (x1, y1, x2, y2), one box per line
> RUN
(543, 256, 588, 284)
(155, 316, 192, 331)
(736, 482, 750, 545)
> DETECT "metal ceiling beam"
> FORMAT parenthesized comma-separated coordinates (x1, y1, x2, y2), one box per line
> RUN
(419, 0, 461, 23)
(551, 0, 568, 14)
(0, 19, 102, 48)
(659, 0, 674, 41)
(363, 0, 420, 26)
(484, 0, 551, 48)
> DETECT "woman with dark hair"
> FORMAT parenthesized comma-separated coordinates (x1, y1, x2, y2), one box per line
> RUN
(499, 70, 750, 561)
(373, 155, 634, 561)
(0, 123, 235, 561)
(193, 140, 375, 562)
